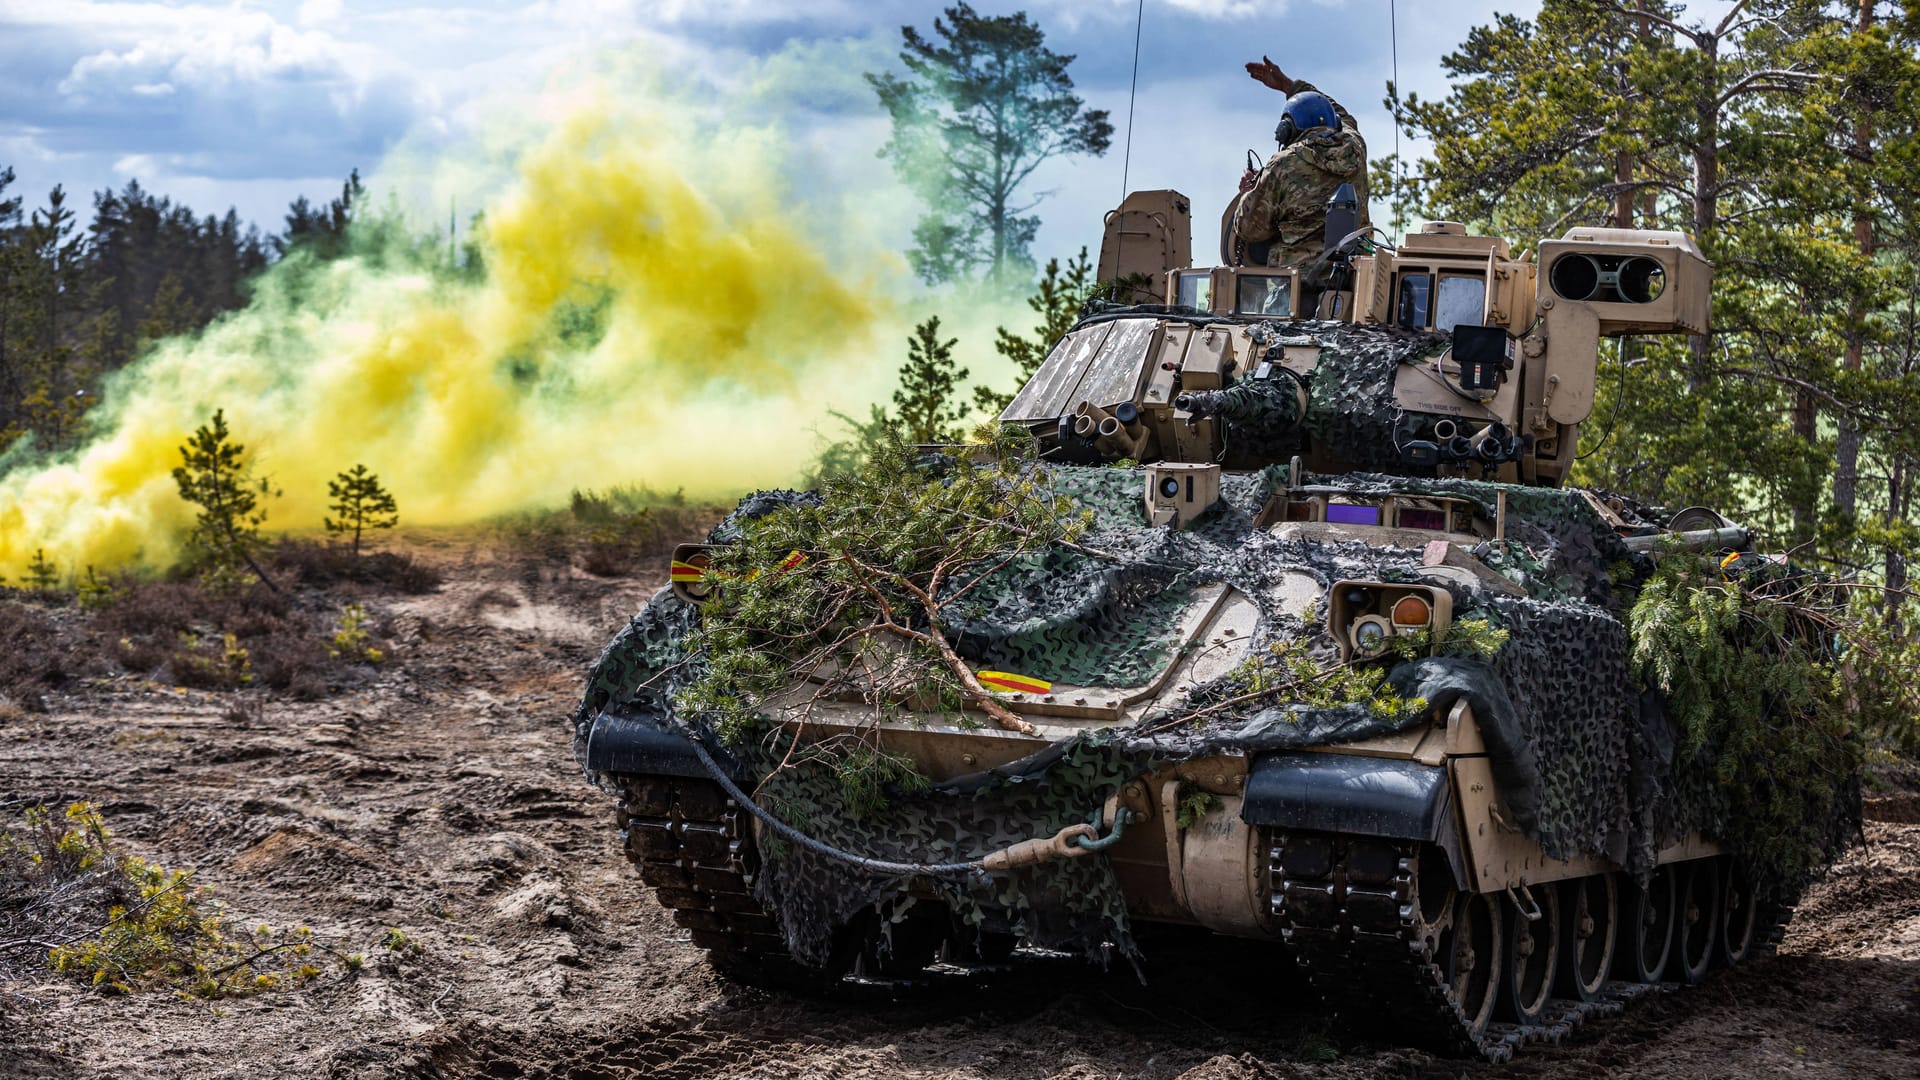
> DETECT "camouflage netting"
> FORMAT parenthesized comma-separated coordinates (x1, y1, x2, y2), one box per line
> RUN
(1175, 321, 1452, 469)
(1292, 324, 1449, 471)
(570, 458, 1805, 963)
(750, 734, 1145, 967)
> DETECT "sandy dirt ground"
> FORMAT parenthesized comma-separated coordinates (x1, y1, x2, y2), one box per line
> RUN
(2, 545, 1917, 1080)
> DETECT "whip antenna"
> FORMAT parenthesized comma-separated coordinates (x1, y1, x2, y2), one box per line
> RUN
(1120, 0, 1144, 200)
(1391, 0, 1403, 244)
(1113, 0, 1145, 290)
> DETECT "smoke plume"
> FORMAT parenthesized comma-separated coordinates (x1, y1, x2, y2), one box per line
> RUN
(0, 64, 1026, 578)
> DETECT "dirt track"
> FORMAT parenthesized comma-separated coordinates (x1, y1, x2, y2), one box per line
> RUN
(3, 548, 1917, 1079)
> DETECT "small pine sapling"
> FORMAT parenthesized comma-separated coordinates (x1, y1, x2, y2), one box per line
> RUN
(892, 316, 970, 444)
(170, 409, 280, 592)
(325, 464, 399, 556)
(25, 547, 60, 590)
(76, 565, 117, 609)
(328, 603, 385, 663)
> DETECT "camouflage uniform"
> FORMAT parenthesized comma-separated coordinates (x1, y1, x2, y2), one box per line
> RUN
(1231, 80, 1370, 269)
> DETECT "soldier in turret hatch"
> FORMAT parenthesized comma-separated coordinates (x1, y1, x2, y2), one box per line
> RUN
(1229, 56, 1370, 269)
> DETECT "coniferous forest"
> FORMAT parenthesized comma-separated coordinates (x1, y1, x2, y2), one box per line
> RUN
(0, 170, 361, 455)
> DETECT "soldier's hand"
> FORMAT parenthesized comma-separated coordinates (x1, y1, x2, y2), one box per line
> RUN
(1239, 167, 1257, 193)
(1246, 56, 1291, 93)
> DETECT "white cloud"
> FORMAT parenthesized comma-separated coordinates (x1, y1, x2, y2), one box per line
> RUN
(54, 9, 379, 104)
(109, 152, 157, 175)
(0, 0, 1528, 255)
(298, 0, 345, 28)
(1161, 0, 1261, 16)
(1034, 0, 1270, 32)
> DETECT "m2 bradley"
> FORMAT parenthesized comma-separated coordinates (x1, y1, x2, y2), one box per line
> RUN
(568, 186, 1858, 1060)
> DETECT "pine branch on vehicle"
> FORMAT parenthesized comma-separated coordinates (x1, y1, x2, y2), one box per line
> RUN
(678, 427, 1089, 805)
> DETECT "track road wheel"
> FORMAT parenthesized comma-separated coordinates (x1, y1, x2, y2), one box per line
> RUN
(1615, 865, 1676, 983)
(945, 928, 1017, 967)
(836, 900, 945, 981)
(1556, 873, 1617, 1001)
(1499, 882, 1560, 1023)
(1717, 858, 1760, 967)
(1438, 890, 1503, 1038)
(1676, 860, 1720, 984)
(1412, 845, 1458, 964)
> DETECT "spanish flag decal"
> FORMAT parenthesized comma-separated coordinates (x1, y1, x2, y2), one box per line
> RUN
(670, 560, 707, 583)
(977, 670, 1051, 695)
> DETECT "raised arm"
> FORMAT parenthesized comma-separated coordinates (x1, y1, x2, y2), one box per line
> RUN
(1245, 57, 1358, 137)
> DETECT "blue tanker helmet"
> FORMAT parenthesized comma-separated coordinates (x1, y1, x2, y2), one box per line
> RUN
(1275, 90, 1338, 148)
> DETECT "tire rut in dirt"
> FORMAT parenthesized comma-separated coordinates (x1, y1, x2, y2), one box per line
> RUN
(406, 1018, 797, 1080)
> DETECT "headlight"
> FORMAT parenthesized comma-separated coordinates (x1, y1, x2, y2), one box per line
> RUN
(1327, 580, 1453, 661)
(1391, 594, 1432, 627)
(1350, 614, 1393, 658)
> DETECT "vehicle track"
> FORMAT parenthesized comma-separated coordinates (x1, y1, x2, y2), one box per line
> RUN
(610, 773, 1836, 1067)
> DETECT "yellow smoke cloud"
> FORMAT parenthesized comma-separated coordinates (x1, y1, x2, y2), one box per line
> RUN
(0, 68, 1025, 578)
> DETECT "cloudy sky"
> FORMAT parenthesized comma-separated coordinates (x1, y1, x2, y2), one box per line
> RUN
(0, 0, 1538, 265)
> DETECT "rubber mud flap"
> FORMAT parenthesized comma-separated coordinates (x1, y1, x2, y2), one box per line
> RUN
(585, 709, 706, 778)
(1241, 752, 1450, 841)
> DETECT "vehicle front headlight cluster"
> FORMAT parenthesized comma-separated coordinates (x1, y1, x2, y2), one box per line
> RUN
(1327, 580, 1453, 661)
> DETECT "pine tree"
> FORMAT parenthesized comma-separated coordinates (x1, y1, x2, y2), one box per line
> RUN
(808, 404, 894, 485)
(868, 5, 1113, 284)
(892, 317, 969, 444)
(276, 169, 363, 260)
(0, 169, 35, 446)
(137, 272, 197, 345)
(0, 171, 354, 458)
(170, 409, 279, 591)
(24, 547, 59, 590)
(325, 464, 400, 556)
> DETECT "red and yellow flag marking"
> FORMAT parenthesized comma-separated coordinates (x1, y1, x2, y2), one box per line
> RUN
(977, 670, 1051, 695)
(671, 550, 805, 585)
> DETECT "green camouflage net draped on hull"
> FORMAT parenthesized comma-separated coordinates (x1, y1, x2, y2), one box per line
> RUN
(571, 454, 1853, 963)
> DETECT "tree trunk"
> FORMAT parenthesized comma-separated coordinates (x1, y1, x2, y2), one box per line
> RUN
(1687, 35, 1721, 386)
(0, 253, 15, 432)
(1888, 455, 1908, 631)
(1613, 3, 1649, 228)
(1613, 149, 1634, 228)
(1835, 0, 1876, 519)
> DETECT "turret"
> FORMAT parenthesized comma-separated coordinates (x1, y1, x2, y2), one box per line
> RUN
(998, 191, 1711, 488)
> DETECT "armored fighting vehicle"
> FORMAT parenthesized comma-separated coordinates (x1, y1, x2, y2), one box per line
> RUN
(570, 187, 1856, 1060)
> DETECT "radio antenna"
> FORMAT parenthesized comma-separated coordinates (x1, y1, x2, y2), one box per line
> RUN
(1112, 0, 1145, 290)
(1391, 0, 1404, 244)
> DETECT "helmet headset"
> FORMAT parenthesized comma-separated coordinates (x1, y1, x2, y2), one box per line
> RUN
(1275, 90, 1338, 148)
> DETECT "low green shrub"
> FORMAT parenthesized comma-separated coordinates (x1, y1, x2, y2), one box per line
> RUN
(0, 804, 347, 997)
